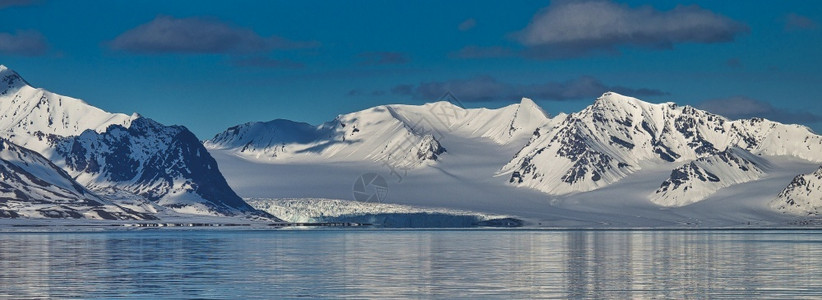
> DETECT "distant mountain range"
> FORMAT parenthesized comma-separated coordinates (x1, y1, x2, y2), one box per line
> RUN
(208, 92, 822, 218)
(2, 64, 821, 224)
(205, 97, 549, 167)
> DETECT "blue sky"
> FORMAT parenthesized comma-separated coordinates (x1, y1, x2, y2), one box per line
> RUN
(1, 0, 821, 138)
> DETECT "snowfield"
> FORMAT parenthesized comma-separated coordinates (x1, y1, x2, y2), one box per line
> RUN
(213, 148, 821, 227)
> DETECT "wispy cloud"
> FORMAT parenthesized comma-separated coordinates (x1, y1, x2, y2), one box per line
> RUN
(357, 52, 409, 66)
(458, 18, 476, 31)
(784, 13, 819, 31)
(0, 0, 36, 9)
(0, 30, 47, 56)
(231, 57, 304, 69)
(352, 75, 667, 102)
(512, 0, 747, 59)
(109, 15, 318, 54)
(698, 96, 822, 124)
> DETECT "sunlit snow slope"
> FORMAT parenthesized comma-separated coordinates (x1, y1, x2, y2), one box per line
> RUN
(206, 97, 550, 167)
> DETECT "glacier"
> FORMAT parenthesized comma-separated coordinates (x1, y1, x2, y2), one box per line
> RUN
(247, 198, 521, 228)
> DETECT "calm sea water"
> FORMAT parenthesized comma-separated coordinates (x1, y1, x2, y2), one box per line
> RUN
(1, 229, 821, 299)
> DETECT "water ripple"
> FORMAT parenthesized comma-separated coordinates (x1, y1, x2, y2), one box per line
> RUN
(0, 229, 820, 299)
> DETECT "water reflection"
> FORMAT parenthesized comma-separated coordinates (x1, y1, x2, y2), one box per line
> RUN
(0, 229, 821, 299)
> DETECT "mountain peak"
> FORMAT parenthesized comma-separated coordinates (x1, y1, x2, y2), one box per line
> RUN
(0, 65, 29, 93)
(518, 97, 547, 115)
(590, 91, 664, 115)
(0, 71, 134, 152)
(519, 97, 536, 105)
(508, 97, 549, 136)
(425, 100, 465, 111)
(596, 91, 638, 103)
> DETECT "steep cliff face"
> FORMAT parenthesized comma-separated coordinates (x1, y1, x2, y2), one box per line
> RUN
(53, 118, 257, 216)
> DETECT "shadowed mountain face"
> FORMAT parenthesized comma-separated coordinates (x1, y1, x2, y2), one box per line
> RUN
(0, 138, 155, 220)
(54, 118, 257, 215)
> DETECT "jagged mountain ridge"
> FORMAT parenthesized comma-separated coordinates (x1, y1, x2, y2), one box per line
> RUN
(0, 138, 154, 220)
(502, 92, 822, 197)
(0, 65, 263, 217)
(651, 148, 767, 207)
(205, 97, 550, 167)
(772, 166, 822, 215)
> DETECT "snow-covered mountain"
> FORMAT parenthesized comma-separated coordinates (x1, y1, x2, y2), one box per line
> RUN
(502, 92, 822, 196)
(205, 97, 550, 167)
(651, 148, 767, 207)
(0, 65, 134, 153)
(387, 97, 551, 144)
(210, 91, 822, 215)
(7, 63, 822, 225)
(207, 106, 447, 168)
(0, 65, 263, 217)
(0, 138, 154, 220)
(772, 166, 822, 215)
(205, 91, 822, 226)
(51, 118, 258, 216)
